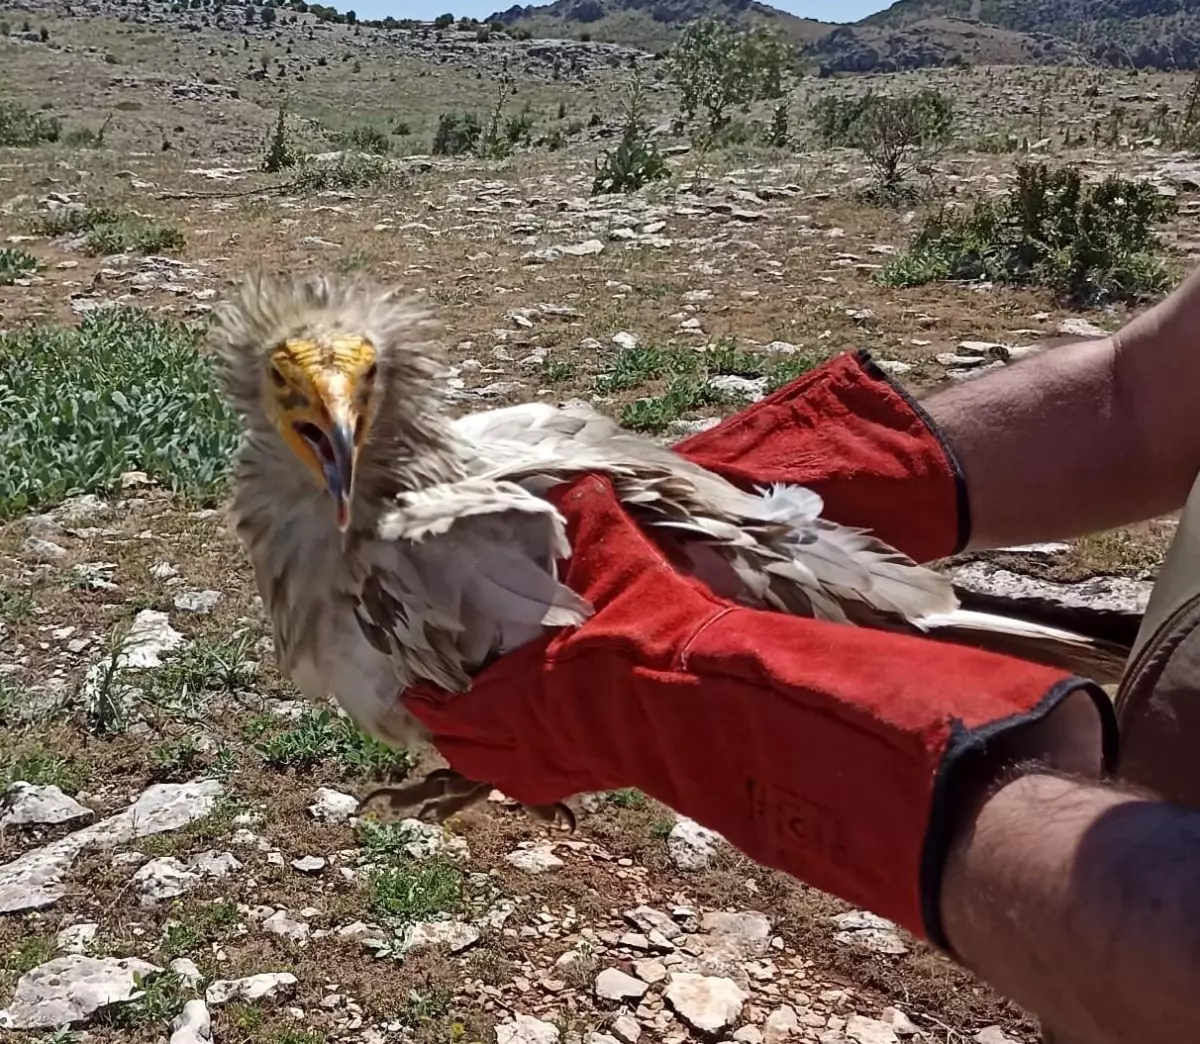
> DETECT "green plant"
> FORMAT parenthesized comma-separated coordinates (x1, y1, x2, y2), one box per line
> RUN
(878, 162, 1177, 307)
(368, 856, 464, 924)
(0, 247, 38, 285)
(0, 309, 239, 518)
(82, 215, 185, 256)
(431, 110, 482, 156)
(262, 102, 296, 172)
(593, 68, 669, 196)
(0, 745, 89, 793)
(0, 101, 61, 146)
(256, 707, 411, 777)
(290, 153, 397, 190)
(339, 123, 390, 154)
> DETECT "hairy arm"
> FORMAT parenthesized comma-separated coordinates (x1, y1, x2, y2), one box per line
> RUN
(922, 267, 1200, 548)
(941, 770, 1200, 1043)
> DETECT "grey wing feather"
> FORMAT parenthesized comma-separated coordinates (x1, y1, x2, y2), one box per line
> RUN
(353, 477, 593, 692)
(454, 402, 958, 625)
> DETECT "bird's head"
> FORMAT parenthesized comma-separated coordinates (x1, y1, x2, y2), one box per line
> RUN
(264, 331, 380, 531)
(210, 272, 450, 532)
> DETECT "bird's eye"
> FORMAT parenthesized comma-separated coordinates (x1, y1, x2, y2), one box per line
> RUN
(269, 366, 287, 388)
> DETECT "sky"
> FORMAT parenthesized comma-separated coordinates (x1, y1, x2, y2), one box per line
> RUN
(362, 0, 891, 26)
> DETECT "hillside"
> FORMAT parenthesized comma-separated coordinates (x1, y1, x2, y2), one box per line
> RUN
(812, 0, 1200, 71)
(489, 0, 833, 52)
(808, 16, 1087, 75)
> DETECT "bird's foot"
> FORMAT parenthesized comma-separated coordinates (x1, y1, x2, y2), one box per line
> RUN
(523, 801, 577, 834)
(361, 770, 576, 832)
(361, 768, 491, 825)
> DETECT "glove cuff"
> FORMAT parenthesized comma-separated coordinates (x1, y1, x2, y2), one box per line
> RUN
(673, 349, 971, 563)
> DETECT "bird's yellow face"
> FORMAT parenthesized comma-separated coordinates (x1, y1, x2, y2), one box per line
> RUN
(266, 334, 379, 531)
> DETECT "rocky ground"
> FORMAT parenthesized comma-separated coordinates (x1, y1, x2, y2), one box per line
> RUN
(1, 7, 1196, 1043)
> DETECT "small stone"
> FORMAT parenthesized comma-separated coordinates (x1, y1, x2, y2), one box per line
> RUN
(612, 332, 639, 350)
(173, 590, 221, 614)
(831, 911, 909, 956)
(205, 972, 298, 1006)
(1, 783, 93, 828)
(634, 959, 667, 984)
(399, 920, 480, 954)
(307, 787, 359, 823)
(734, 1027, 764, 1044)
(764, 1004, 800, 1043)
(1057, 317, 1107, 338)
(169, 958, 204, 988)
(505, 845, 563, 874)
(495, 1012, 561, 1044)
(595, 967, 649, 1002)
(611, 1014, 642, 1043)
(119, 610, 186, 668)
(55, 923, 99, 955)
(664, 972, 748, 1036)
(23, 537, 67, 562)
(667, 817, 723, 870)
(291, 855, 326, 874)
(845, 1014, 900, 1044)
(975, 1029, 1017, 1044)
(170, 998, 211, 1044)
(262, 910, 310, 942)
(880, 1008, 919, 1036)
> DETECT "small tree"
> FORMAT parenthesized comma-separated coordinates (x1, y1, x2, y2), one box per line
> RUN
(433, 12, 453, 29)
(814, 88, 955, 198)
(667, 17, 792, 134)
(261, 101, 295, 172)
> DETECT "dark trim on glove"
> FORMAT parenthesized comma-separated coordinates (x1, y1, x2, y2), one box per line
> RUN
(919, 676, 1120, 953)
(854, 348, 972, 557)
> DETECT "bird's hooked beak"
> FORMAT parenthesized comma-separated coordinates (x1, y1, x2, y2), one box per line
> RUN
(322, 413, 357, 533)
(298, 373, 361, 533)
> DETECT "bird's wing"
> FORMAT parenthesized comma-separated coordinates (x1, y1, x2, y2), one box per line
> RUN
(451, 402, 958, 625)
(351, 477, 593, 692)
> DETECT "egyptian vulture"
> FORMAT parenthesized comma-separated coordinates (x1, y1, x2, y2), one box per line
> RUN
(209, 273, 1121, 830)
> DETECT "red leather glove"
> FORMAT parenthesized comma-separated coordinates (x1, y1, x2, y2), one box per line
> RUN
(673, 349, 967, 564)
(399, 351, 1118, 950)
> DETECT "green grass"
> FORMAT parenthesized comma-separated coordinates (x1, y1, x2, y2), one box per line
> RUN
(255, 707, 412, 779)
(0, 308, 239, 518)
(368, 856, 465, 925)
(593, 340, 832, 434)
(98, 971, 191, 1029)
(1, 745, 89, 793)
(82, 216, 185, 256)
(0, 247, 38, 285)
(29, 206, 184, 255)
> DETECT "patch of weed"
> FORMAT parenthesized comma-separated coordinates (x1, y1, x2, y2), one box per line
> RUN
(879, 161, 1176, 306)
(0, 247, 38, 285)
(0, 101, 61, 146)
(368, 857, 465, 924)
(0, 308, 239, 517)
(256, 707, 411, 779)
(0, 745, 89, 792)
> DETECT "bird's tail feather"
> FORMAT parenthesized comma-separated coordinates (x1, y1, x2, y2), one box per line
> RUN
(914, 608, 1129, 685)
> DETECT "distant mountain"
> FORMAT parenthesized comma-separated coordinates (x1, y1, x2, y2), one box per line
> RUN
(489, 0, 833, 53)
(813, 0, 1200, 71)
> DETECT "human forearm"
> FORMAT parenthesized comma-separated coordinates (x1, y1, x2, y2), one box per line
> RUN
(922, 268, 1200, 549)
(942, 771, 1200, 1043)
